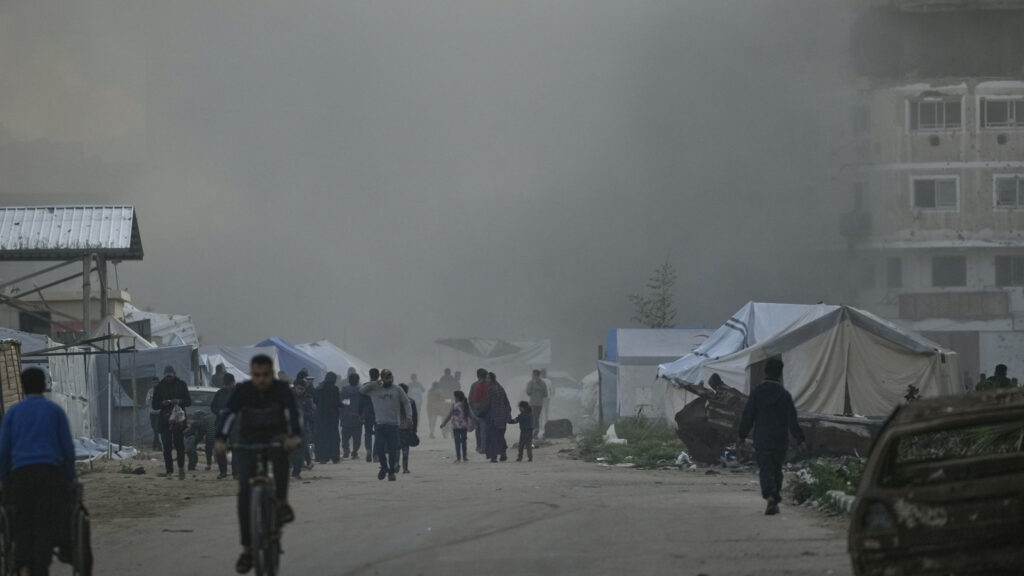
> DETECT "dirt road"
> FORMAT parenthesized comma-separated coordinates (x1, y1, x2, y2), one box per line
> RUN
(79, 436, 852, 576)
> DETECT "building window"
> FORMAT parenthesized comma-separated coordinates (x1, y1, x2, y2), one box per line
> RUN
(886, 257, 903, 289)
(995, 256, 1024, 287)
(994, 175, 1024, 208)
(909, 99, 961, 131)
(912, 176, 958, 210)
(981, 98, 1023, 129)
(932, 256, 967, 287)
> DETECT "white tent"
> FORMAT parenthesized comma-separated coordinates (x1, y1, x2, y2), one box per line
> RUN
(123, 303, 199, 347)
(296, 340, 373, 382)
(608, 329, 712, 419)
(199, 345, 280, 384)
(89, 316, 157, 351)
(658, 302, 960, 417)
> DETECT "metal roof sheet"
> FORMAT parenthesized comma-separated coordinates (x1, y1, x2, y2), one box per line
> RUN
(0, 206, 143, 261)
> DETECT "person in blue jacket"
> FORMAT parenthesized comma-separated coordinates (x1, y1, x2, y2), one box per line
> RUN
(738, 357, 805, 516)
(0, 367, 77, 576)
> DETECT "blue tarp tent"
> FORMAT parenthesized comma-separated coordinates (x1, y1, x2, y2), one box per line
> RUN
(254, 338, 328, 382)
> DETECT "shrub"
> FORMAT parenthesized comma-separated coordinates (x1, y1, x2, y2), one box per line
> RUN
(572, 416, 683, 469)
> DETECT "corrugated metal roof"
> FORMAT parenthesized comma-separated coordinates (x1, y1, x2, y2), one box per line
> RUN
(0, 206, 144, 261)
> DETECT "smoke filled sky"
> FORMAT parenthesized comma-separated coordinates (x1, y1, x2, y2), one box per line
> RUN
(1, 1, 855, 376)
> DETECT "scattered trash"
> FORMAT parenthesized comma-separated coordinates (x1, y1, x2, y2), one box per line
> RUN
(603, 424, 628, 445)
(674, 451, 692, 467)
(596, 457, 609, 462)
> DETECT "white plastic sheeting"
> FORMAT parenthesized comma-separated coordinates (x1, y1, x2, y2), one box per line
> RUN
(74, 438, 138, 462)
(295, 340, 373, 382)
(123, 303, 199, 347)
(658, 302, 960, 417)
(89, 316, 156, 350)
(199, 345, 280, 384)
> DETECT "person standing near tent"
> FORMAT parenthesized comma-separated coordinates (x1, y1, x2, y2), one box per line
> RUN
(313, 371, 341, 464)
(211, 363, 227, 389)
(360, 368, 380, 463)
(148, 376, 162, 451)
(483, 372, 511, 463)
(398, 383, 419, 474)
(0, 367, 77, 576)
(468, 369, 490, 454)
(738, 357, 805, 516)
(439, 368, 459, 395)
(152, 365, 193, 480)
(360, 369, 413, 481)
(210, 373, 237, 479)
(977, 364, 1014, 391)
(291, 378, 317, 477)
(340, 370, 364, 459)
(526, 369, 549, 439)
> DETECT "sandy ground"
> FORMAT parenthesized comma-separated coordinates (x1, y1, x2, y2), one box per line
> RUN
(62, 435, 852, 576)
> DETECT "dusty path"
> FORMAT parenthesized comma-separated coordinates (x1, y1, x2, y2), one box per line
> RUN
(79, 436, 851, 576)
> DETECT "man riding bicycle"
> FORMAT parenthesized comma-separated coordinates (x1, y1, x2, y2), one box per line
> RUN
(215, 355, 302, 574)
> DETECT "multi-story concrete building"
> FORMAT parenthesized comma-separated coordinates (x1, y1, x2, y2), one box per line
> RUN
(843, 0, 1024, 384)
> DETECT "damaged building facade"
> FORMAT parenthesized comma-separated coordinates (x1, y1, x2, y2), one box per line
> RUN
(842, 0, 1024, 384)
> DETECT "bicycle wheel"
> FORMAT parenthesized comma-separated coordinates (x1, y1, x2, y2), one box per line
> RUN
(250, 483, 280, 576)
(71, 505, 93, 576)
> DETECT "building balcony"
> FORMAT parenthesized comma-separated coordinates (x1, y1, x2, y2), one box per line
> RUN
(899, 290, 1009, 320)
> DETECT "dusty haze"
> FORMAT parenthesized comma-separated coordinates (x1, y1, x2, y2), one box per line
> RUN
(1, 1, 856, 377)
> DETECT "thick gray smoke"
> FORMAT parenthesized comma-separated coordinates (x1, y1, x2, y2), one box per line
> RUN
(1, 0, 855, 376)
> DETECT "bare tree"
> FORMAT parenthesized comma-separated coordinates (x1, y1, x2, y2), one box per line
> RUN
(628, 261, 677, 328)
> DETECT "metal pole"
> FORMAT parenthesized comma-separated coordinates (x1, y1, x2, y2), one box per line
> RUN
(97, 256, 108, 320)
(131, 350, 139, 449)
(597, 345, 604, 430)
(82, 255, 93, 335)
(107, 323, 113, 458)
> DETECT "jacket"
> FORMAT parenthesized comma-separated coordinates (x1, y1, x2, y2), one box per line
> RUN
(526, 378, 549, 407)
(339, 385, 363, 427)
(0, 396, 77, 483)
(738, 379, 805, 452)
(151, 376, 193, 431)
(217, 380, 302, 442)
(359, 381, 412, 427)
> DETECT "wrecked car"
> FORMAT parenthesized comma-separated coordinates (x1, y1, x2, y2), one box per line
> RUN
(848, 389, 1024, 576)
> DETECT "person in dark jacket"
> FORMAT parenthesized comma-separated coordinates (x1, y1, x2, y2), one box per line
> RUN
(151, 365, 193, 479)
(210, 374, 237, 479)
(214, 354, 303, 574)
(339, 370, 364, 459)
(483, 372, 511, 463)
(509, 401, 533, 462)
(360, 368, 380, 463)
(0, 368, 77, 576)
(291, 379, 317, 477)
(738, 358, 805, 516)
(313, 372, 341, 464)
(398, 383, 419, 474)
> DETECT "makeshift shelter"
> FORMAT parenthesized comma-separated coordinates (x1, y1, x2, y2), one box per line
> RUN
(199, 345, 280, 385)
(254, 338, 327, 382)
(123, 303, 199, 347)
(89, 316, 157, 351)
(605, 329, 712, 420)
(658, 302, 960, 418)
(296, 340, 373, 382)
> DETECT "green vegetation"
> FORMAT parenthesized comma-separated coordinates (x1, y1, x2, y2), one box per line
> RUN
(573, 416, 683, 469)
(789, 457, 864, 505)
(628, 260, 678, 329)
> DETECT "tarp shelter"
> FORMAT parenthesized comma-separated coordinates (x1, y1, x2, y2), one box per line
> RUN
(199, 345, 280, 385)
(296, 340, 373, 382)
(606, 329, 712, 420)
(1, 327, 99, 439)
(123, 303, 199, 347)
(95, 345, 197, 446)
(89, 316, 157, 351)
(658, 302, 960, 418)
(255, 338, 327, 382)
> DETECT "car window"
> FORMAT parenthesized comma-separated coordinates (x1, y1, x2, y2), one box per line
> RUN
(191, 392, 216, 408)
(883, 418, 1024, 486)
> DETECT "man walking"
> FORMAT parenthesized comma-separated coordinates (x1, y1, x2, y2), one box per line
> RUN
(340, 370, 364, 460)
(526, 369, 549, 439)
(360, 369, 412, 481)
(738, 357, 805, 516)
(360, 368, 380, 463)
(210, 373, 237, 479)
(152, 365, 193, 479)
(468, 368, 489, 454)
(0, 368, 77, 576)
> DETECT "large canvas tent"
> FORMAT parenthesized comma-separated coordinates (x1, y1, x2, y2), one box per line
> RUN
(123, 303, 199, 347)
(607, 329, 712, 419)
(296, 340, 373, 382)
(199, 345, 280, 385)
(255, 338, 327, 382)
(658, 302, 960, 417)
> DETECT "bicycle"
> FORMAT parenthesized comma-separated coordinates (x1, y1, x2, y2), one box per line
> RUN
(0, 482, 90, 576)
(235, 441, 286, 576)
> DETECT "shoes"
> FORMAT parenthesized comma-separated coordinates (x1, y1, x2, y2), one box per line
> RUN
(529, 458, 533, 462)
(499, 454, 508, 462)
(342, 452, 350, 459)
(165, 471, 174, 478)
(372, 455, 379, 463)
(291, 473, 302, 480)
(489, 458, 497, 463)
(378, 469, 387, 481)
(236, 550, 253, 574)
(387, 473, 397, 481)
(366, 454, 373, 463)
(278, 503, 295, 524)
(351, 453, 359, 460)
(178, 468, 186, 480)
(205, 464, 211, 471)
(516, 457, 523, 462)
(765, 497, 780, 516)
(402, 468, 410, 474)
(217, 473, 228, 480)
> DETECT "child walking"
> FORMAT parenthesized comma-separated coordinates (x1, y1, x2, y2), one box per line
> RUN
(440, 390, 473, 462)
(510, 402, 533, 462)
